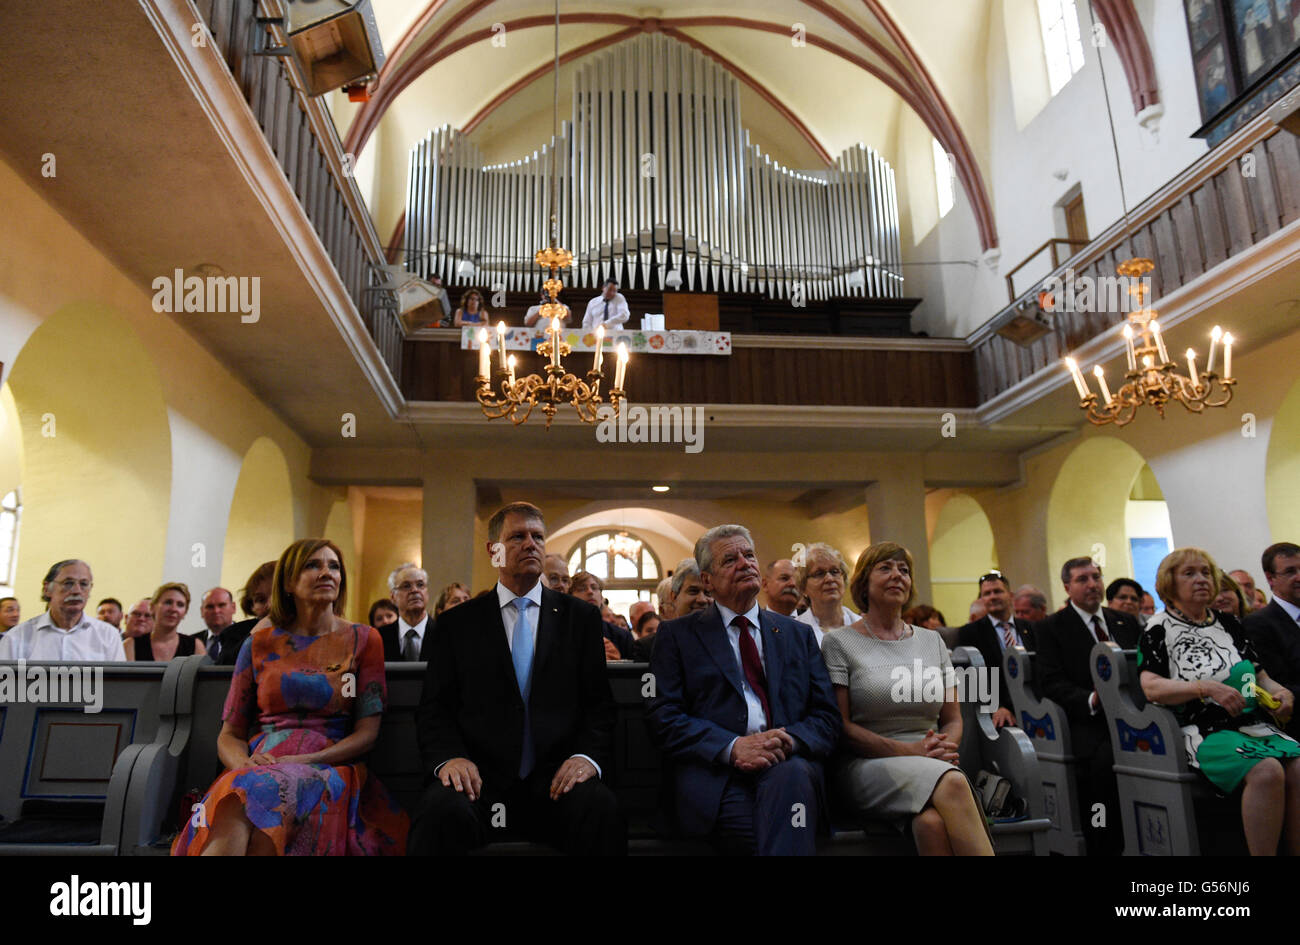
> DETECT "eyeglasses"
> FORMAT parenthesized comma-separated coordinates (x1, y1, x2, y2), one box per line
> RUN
(978, 571, 1006, 587)
(54, 579, 92, 592)
(807, 568, 844, 581)
(396, 581, 427, 592)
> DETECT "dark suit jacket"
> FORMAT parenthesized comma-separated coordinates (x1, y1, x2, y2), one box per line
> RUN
(1035, 604, 1141, 754)
(416, 584, 614, 787)
(379, 615, 433, 662)
(956, 615, 1036, 712)
(1245, 600, 1300, 732)
(214, 618, 258, 667)
(645, 603, 841, 836)
(604, 621, 635, 659)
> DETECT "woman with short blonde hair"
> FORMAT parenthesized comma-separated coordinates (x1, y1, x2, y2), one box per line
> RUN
(795, 543, 856, 648)
(127, 582, 203, 661)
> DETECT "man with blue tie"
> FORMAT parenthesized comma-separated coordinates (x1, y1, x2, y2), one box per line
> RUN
(647, 524, 840, 855)
(409, 502, 624, 855)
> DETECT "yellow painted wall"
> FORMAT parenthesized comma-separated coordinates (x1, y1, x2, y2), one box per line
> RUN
(0, 385, 22, 500)
(322, 489, 361, 622)
(221, 436, 295, 609)
(1046, 437, 1147, 586)
(928, 491, 998, 625)
(1267, 375, 1300, 543)
(360, 496, 423, 619)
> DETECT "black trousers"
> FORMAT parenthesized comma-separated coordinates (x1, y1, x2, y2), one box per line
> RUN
(409, 766, 626, 856)
(1075, 723, 1124, 856)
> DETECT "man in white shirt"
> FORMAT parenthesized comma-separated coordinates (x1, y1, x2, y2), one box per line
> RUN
(0, 560, 125, 661)
(581, 280, 630, 331)
(387, 563, 431, 662)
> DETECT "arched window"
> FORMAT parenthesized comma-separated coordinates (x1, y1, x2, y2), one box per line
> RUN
(1038, 0, 1086, 95)
(566, 529, 661, 619)
(0, 489, 21, 595)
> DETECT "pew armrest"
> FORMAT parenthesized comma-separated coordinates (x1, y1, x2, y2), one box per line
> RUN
(1003, 646, 1074, 759)
(1090, 642, 1193, 778)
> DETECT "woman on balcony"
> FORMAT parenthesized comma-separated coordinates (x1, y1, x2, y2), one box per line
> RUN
(453, 288, 490, 327)
(794, 542, 856, 649)
(172, 539, 408, 855)
(821, 542, 993, 856)
(1138, 547, 1298, 855)
(126, 583, 203, 661)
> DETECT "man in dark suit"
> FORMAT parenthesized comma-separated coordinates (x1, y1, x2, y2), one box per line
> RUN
(647, 524, 840, 856)
(409, 502, 624, 855)
(956, 570, 1036, 728)
(1036, 556, 1141, 855)
(378, 563, 432, 662)
(1245, 542, 1300, 736)
(198, 588, 236, 662)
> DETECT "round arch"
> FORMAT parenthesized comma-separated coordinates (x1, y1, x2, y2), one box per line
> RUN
(928, 492, 997, 626)
(1266, 375, 1300, 543)
(4, 302, 171, 607)
(221, 436, 295, 602)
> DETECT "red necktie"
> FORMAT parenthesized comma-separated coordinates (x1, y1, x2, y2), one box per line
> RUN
(733, 615, 771, 727)
(1092, 615, 1109, 643)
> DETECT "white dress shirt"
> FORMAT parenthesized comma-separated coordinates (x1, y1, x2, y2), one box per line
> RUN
(397, 613, 430, 659)
(581, 292, 630, 330)
(795, 605, 857, 649)
(0, 612, 126, 661)
(987, 614, 1025, 651)
(1069, 600, 1108, 716)
(715, 600, 769, 762)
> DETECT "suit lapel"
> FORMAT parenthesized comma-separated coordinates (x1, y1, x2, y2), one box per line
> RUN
(534, 587, 559, 679)
(757, 609, 783, 726)
(697, 603, 745, 699)
(482, 590, 520, 697)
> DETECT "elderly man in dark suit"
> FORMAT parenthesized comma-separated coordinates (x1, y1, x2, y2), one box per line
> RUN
(409, 502, 624, 855)
(1245, 542, 1300, 736)
(647, 524, 840, 856)
(1036, 556, 1141, 855)
(956, 569, 1036, 728)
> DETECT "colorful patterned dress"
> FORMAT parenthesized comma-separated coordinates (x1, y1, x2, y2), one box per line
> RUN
(172, 623, 408, 855)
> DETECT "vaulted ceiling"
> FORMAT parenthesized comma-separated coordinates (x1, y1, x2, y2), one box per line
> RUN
(330, 0, 1002, 253)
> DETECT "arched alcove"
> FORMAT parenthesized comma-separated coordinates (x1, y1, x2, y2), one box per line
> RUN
(1266, 375, 1300, 543)
(322, 493, 361, 621)
(221, 436, 295, 601)
(928, 493, 998, 626)
(5, 302, 171, 606)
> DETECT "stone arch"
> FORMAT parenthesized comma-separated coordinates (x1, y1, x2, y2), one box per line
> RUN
(221, 436, 295, 603)
(927, 492, 998, 626)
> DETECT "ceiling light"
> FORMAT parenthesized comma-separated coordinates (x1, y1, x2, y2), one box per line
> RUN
(651, 485, 670, 493)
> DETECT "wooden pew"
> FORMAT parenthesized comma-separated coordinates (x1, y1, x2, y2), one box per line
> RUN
(1002, 646, 1088, 855)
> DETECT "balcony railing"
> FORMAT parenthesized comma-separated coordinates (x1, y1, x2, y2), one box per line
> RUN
(193, 0, 402, 382)
(971, 115, 1300, 403)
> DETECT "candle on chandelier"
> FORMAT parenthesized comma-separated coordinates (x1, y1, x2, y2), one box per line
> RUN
(1142, 354, 1154, 369)
(507, 353, 516, 387)
(1207, 325, 1222, 375)
(1223, 332, 1234, 379)
(1150, 320, 1170, 363)
(496, 322, 508, 370)
(593, 324, 605, 374)
(1092, 365, 1113, 406)
(1122, 324, 1137, 371)
(1186, 348, 1200, 390)
(477, 327, 490, 378)
(615, 341, 628, 389)
(1064, 358, 1090, 399)
(550, 317, 561, 368)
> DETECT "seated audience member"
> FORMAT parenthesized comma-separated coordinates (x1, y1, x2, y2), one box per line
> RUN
(368, 599, 399, 629)
(646, 524, 840, 855)
(1036, 556, 1142, 855)
(628, 600, 654, 633)
(1138, 547, 1298, 856)
(823, 542, 993, 856)
(603, 608, 632, 634)
(1213, 573, 1250, 618)
(1230, 569, 1260, 605)
(670, 559, 712, 616)
(761, 558, 800, 617)
(1255, 588, 1269, 610)
(381, 563, 432, 662)
(571, 570, 634, 660)
(96, 597, 123, 630)
(1245, 542, 1300, 734)
(0, 596, 20, 632)
(410, 502, 623, 856)
(173, 539, 407, 855)
(524, 290, 571, 327)
(436, 582, 472, 615)
(429, 274, 452, 327)
(1105, 578, 1146, 621)
(581, 279, 630, 331)
(1140, 592, 1157, 617)
(1012, 585, 1049, 624)
(794, 543, 856, 648)
(199, 587, 236, 661)
(453, 288, 490, 328)
(903, 605, 947, 630)
(631, 612, 660, 662)
(213, 561, 276, 667)
(128, 583, 204, 661)
(655, 576, 675, 619)
(968, 599, 987, 622)
(0, 560, 124, 661)
(542, 554, 572, 595)
(957, 570, 1035, 728)
(123, 598, 154, 639)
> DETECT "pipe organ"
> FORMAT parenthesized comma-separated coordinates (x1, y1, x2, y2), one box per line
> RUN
(405, 33, 902, 301)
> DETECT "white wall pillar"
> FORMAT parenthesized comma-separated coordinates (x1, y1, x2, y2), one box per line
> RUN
(865, 462, 932, 606)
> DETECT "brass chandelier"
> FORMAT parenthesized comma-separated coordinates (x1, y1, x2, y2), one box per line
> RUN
(1063, 258, 1235, 427)
(473, 0, 627, 428)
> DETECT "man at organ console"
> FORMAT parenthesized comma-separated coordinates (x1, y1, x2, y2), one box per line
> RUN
(582, 280, 630, 331)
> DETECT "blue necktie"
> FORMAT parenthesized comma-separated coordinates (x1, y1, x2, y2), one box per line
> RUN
(511, 598, 536, 778)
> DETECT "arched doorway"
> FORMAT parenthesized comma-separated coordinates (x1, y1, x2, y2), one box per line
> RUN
(221, 436, 295, 604)
(928, 492, 997, 627)
(566, 528, 663, 619)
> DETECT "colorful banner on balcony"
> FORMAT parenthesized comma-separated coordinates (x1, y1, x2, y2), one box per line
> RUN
(460, 327, 732, 356)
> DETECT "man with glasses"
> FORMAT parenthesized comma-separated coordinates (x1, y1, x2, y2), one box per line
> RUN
(382, 563, 432, 662)
(122, 598, 154, 640)
(1246, 542, 1300, 737)
(957, 570, 1036, 728)
(0, 559, 124, 660)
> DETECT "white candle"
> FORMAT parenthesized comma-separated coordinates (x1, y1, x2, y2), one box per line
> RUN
(507, 353, 516, 387)
(593, 324, 605, 374)
(1065, 358, 1090, 399)
(1093, 365, 1112, 406)
(1185, 348, 1199, 389)
(477, 327, 490, 378)
(1122, 324, 1136, 371)
(615, 342, 628, 389)
(1151, 320, 1169, 363)
(1142, 354, 1154, 370)
(1207, 325, 1222, 375)
(550, 317, 561, 368)
(1223, 332, 1234, 380)
(496, 322, 507, 370)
